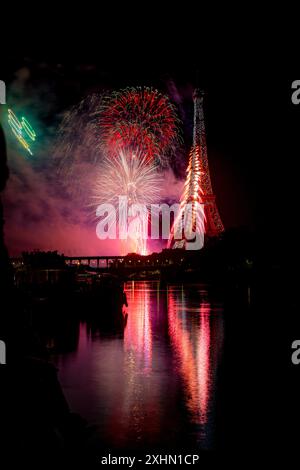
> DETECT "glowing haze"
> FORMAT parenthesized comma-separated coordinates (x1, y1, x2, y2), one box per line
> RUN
(2, 73, 183, 257)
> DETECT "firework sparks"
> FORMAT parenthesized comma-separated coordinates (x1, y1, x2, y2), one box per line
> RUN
(54, 87, 180, 255)
(93, 150, 161, 207)
(54, 94, 102, 165)
(92, 150, 162, 255)
(98, 87, 180, 165)
(94, 87, 180, 254)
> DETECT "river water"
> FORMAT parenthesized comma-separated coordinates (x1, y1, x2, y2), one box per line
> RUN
(54, 281, 225, 451)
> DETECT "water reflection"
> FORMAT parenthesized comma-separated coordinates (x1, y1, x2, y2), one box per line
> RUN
(167, 286, 224, 446)
(124, 281, 152, 372)
(54, 281, 224, 450)
(121, 282, 154, 445)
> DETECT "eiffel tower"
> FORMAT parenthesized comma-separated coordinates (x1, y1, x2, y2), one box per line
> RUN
(192, 89, 224, 236)
(169, 89, 224, 249)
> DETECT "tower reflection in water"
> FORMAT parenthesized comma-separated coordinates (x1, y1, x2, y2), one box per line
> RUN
(167, 285, 224, 447)
(122, 282, 224, 449)
(55, 281, 224, 450)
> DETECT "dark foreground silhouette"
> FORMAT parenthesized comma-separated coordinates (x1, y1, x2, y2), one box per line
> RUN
(0, 125, 113, 466)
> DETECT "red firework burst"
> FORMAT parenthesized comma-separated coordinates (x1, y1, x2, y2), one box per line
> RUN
(99, 87, 180, 164)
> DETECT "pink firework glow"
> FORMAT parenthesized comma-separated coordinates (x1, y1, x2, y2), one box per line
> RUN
(95, 87, 180, 254)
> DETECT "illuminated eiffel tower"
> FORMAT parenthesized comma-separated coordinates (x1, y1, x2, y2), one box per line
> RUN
(169, 89, 224, 249)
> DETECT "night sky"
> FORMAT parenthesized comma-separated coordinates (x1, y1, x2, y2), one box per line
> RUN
(0, 35, 296, 257)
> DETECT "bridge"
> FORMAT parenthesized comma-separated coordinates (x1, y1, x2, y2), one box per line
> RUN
(10, 251, 186, 272)
(64, 255, 180, 270)
(10, 252, 189, 282)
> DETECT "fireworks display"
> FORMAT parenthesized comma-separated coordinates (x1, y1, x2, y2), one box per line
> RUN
(93, 150, 161, 209)
(7, 108, 36, 156)
(54, 87, 180, 255)
(95, 87, 180, 254)
(54, 94, 103, 174)
(92, 150, 162, 255)
(98, 87, 180, 165)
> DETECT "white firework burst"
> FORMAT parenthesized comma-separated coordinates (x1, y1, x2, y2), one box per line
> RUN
(92, 149, 162, 255)
(92, 149, 162, 212)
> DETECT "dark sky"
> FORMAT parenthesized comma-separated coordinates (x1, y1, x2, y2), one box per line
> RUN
(0, 34, 297, 255)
